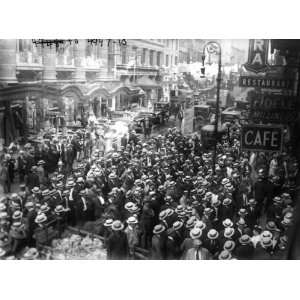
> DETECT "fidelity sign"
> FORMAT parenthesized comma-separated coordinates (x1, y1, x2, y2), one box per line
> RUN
(243, 39, 269, 73)
(241, 125, 283, 152)
(249, 92, 297, 123)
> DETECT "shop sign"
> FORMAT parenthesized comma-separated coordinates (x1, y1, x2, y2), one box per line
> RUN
(249, 92, 297, 123)
(241, 125, 283, 152)
(243, 39, 269, 73)
(239, 76, 294, 89)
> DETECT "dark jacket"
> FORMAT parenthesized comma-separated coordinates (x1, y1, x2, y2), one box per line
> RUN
(106, 231, 129, 259)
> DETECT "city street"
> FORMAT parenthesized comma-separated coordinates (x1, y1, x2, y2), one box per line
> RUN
(0, 39, 299, 260)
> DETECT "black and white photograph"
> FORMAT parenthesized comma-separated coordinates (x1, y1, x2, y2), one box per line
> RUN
(2, 1, 300, 300)
(0, 38, 299, 261)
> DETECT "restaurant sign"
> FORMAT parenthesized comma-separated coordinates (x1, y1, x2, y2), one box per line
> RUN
(243, 39, 270, 73)
(239, 76, 294, 89)
(241, 125, 283, 152)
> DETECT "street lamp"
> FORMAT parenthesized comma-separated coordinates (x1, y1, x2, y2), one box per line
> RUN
(201, 41, 222, 174)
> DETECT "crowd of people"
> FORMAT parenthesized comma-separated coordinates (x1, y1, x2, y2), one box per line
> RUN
(0, 121, 298, 259)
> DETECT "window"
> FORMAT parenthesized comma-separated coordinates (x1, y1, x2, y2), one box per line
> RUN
(175, 56, 178, 65)
(121, 47, 127, 64)
(149, 50, 154, 66)
(141, 49, 146, 65)
(157, 52, 161, 66)
(165, 55, 169, 67)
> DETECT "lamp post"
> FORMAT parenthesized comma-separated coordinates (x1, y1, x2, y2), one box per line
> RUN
(201, 41, 222, 174)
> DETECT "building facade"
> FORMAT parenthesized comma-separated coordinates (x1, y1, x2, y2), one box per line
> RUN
(0, 39, 184, 144)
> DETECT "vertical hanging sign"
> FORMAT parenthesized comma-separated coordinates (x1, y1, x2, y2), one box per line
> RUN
(243, 39, 270, 73)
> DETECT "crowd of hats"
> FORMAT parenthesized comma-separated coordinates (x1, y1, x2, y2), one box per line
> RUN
(0, 124, 298, 259)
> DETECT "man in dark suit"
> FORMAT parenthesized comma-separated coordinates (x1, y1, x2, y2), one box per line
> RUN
(17, 151, 27, 182)
(245, 199, 260, 229)
(25, 166, 40, 191)
(235, 234, 255, 259)
(106, 220, 129, 259)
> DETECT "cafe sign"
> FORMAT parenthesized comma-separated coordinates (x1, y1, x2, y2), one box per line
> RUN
(243, 39, 270, 73)
(241, 125, 283, 152)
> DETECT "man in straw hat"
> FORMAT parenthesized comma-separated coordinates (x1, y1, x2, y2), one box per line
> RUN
(106, 220, 128, 260)
(183, 228, 212, 260)
(151, 224, 167, 260)
(124, 216, 140, 259)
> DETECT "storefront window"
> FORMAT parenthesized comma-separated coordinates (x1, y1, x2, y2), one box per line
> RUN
(63, 97, 75, 124)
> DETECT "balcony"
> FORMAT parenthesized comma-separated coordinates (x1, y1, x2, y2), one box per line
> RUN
(85, 56, 104, 71)
(16, 51, 43, 70)
(116, 64, 159, 76)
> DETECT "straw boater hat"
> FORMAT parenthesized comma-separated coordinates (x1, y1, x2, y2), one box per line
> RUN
(218, 250, 232, 260)
(186, 217, 196, 229)
(12, 210, 22, 220)
(190, 227, 202, 239)
(273, 196, 282, 204)
(185, 206, 193, 215)
(222, 219, 233, 228)
(223, 198, 232, 206)
(175, 205, 184, 214)
(236, 218, 246, 227)
(0, 212, 8, 219)
(248, 198, 256, 206)
(224, 240, 236, 252)
(11, 193, 19, 200)
(127, 216, 138, 225)
(221, 178, 230, 185)
(41, 189, 50, 197)
(224, 227, 235, 239)
(76, 177, 85, 183)
(0, 203, 6, 211)
(57, 174, 64, 181)
(130, 205, 140, 214)
(40, 203, 50, 213)
(173, 221, 183, 231)
(153, 224, 166, 235)
(124, 202, 135, 211)
(266, 221, 280, 232)
(261, 230, 273, 239)
(194, 220, 206, 231)
(111, 220, 124, 231)
(260, 236, 273, 248)
(35, 213, 47, 224)
(0, 248, 6, 257)
(23, 248, 39, 260)
(66, 180, 75, 188)
(204, 207, 213, 215)
(207, 229, 219, 240)
(54, 205, 65, 214)
(239, 235, 251, 245)
(238, 208, 248, 217)
(31, 187, 40, 194)
(166, 208, 174, 217)
(104, 219, 114, 227)
(25, 201, 34, 209)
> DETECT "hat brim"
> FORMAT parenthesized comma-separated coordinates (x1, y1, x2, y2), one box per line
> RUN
(112, 225, 124, 231)
(153, 228, 165, 235)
